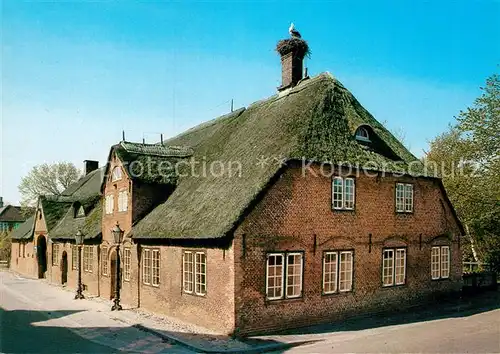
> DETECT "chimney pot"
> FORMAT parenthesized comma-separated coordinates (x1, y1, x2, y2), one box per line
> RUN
(84, 160, 99, 175)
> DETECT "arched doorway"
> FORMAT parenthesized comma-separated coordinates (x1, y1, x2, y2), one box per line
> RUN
(110, 250, 117, 300)
(61, 251, 68, 285)
(37, 235, 47, 279)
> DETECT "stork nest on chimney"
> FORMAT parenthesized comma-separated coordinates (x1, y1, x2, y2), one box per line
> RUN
(276, 38, 310, 58)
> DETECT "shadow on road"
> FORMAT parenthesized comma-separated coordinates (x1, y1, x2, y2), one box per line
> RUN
(273, 289, 500, 336)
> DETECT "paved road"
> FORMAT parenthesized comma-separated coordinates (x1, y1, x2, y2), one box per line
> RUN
(0, 271, 193, 353)
(274, 298, 500, 353)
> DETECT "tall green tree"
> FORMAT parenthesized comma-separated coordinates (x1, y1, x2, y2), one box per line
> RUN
(18, 162, 81, 207)
(426, 74, 500, 271)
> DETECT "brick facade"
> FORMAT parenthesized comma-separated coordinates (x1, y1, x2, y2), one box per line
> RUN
(232, 164, 462, 334)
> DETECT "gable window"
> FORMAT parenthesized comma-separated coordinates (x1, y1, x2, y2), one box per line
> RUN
(105, 194, 114, 215)
(83, 245, 93, 273)
(382, 248, 406, 287)
(355, 126, 370, 142)
(112, 166, 122, 181)
(323, 250, 354, 294)
(74, 203, 85, 218)
(123, 248, 131, 281)
(52, 244, 59, 266)
(396, 183, 413, 213)
(183, 250, 206, 296)
(266, 252, 303, 300)
(118, 190, 128, 212)
(101, 246, 108, 275)
(72, 245, 77, 270)
(332, 177, 355, 210)
(431, 246, 450, 280)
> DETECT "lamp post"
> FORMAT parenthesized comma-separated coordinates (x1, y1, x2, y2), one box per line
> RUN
(74, 230, 85, 299)
(111, 222, 124, 311)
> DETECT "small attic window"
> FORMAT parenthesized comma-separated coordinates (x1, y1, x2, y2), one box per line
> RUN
(355, 127, 371, 142)
(74, 203, 85, 218)
(112, 167, 123, 181)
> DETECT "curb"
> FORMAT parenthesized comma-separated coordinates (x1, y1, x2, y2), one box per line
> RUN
(132, 324, 299, 353)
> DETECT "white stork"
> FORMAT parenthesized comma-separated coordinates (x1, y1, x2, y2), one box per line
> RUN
(289, 23, 301, 38)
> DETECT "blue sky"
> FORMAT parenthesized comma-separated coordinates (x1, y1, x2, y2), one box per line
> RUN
(1, 1, 498, 204)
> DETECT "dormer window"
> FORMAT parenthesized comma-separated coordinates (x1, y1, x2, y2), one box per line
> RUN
(355, 127, 370, 142)
(112, 167, 123, 181)
(74, 203, 85, 218)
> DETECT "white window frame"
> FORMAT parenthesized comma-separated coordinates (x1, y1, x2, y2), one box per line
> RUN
(332, 177, 355, 210)
(72, 245, 77, 270)
(123, 248, 131, 281)
(101, 246, 108, 275)
(285, 252, 303, 299)
(112, 166, 122, 181)
(266, 252, 303, 300)
(105, 194, 114, 215)
(431, 246, 450, 280)
(396, 183, 413, 213)
(194, 252, 207, 296)
(142, 249, 151, 285)
(83, 245, 93, 273)
(118, 190, 128, 212)
(323, 250, 354, 294)
(151, 249, 160, 287)
(382, 248, 406, 287)
(183, 251, 194, 294)
(52, 244, 59, 266)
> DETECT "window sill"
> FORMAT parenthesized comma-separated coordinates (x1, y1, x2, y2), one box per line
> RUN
(322, 290, 354, 297)
(265, 296, 304, 305)
(331, 208, 356, 213)
(183, 291, 207, 298)
(431, 277, 451, 282)
(381, 283, 406, 289)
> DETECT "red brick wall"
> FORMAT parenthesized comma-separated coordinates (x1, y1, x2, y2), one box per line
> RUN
(10, 241, 37, 277)
(136, 244, 235, 334)
(233, 164, 463, 334)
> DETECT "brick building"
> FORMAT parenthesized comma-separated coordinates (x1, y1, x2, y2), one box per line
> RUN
(10, 35, 463, 335)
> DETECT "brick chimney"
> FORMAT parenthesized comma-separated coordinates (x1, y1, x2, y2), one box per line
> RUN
(276, 37, 309, 91)
(0, 197, 3, 208)
(84, 160, 99, 175)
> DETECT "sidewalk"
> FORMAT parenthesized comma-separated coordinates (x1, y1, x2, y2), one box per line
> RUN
(1, 270, 298, 353)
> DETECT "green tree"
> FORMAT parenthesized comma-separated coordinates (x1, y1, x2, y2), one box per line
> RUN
(18, 162, 81, 207)
(0, 231, 12, 262)
(426, 74, 500, 271)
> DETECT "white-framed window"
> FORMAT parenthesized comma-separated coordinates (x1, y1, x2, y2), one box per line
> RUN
(382, 248, 406, 287)
(105, 194, 114, 215)
(332, 177, 355, 210)
(123, 248, 131, 281)
(72, 245, 77, 270)
(355, 126, 370, 142)
(101, 246, 108, 275)
(52, 244, 59, 266)
(431, 246, 450, 280)
(266, 252, 303, 300)
(83, 245, 93, 273)
(118, 190, 128, 212)
(194, 252, 206, 295)
(323, 251, 353, 294)
(183, 251, 194, 293)
(142, 249, 151, 285)
(396, 183, 413, 213)
(112, 166, 122, 181)
(152, 249, 160, 287)
(182, 250, 207, 296)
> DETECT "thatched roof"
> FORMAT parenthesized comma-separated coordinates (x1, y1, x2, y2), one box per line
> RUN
(11, 167, 105, 241)
(101, 141, 192, 192)
(132, 73, 425, 240)
(10, 215, 35, 240)
(48, 168, 104, 241)
(0, 205, 26, 223)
